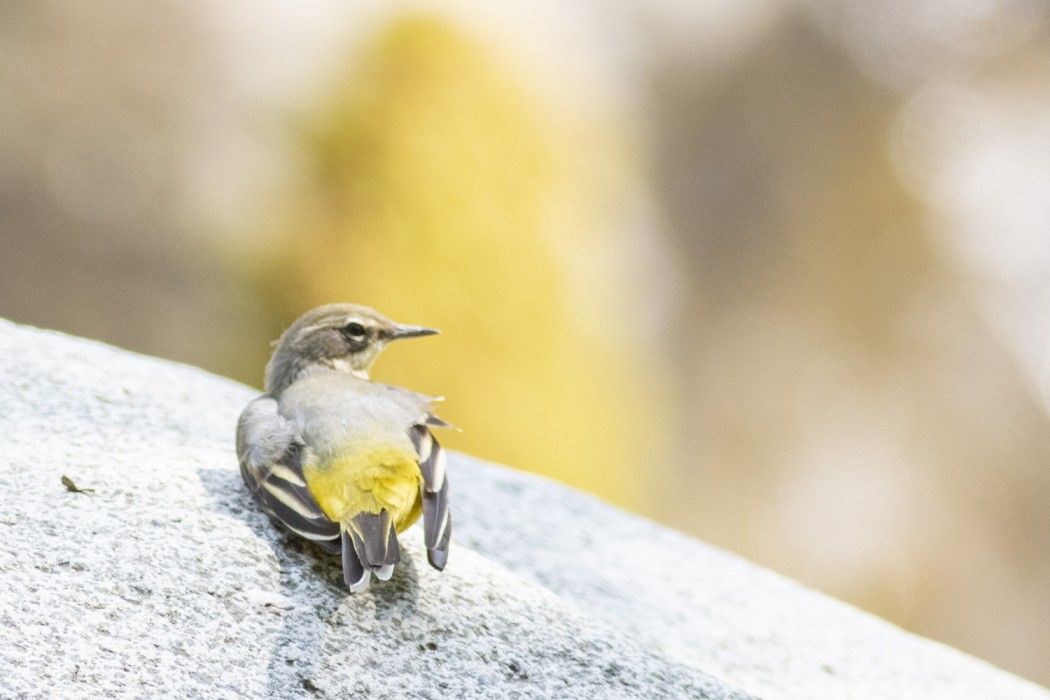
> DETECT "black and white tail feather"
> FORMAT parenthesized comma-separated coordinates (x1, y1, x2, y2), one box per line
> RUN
(237, 397, 452, 593)
(338, 418, 451, 592)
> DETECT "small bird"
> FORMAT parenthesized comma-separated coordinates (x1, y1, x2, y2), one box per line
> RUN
(236, 303, 451, 592)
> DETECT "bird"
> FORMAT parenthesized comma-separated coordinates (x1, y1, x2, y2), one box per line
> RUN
(236, 303, 451, 592)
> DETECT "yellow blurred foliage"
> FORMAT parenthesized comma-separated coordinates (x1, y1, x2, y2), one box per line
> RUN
(256, 15, 669, 511)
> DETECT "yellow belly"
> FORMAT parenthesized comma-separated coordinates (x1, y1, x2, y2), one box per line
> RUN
(302, 447, 423, 531)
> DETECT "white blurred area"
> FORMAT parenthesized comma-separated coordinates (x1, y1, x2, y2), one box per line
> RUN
(895, 76, 1050, 412)
(2, 0, 1049, 686)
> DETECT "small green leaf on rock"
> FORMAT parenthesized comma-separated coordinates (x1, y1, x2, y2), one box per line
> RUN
(61, 475, 95, 495)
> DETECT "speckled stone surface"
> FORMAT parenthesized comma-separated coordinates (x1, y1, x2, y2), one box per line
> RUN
(0, 318, 1046, 700)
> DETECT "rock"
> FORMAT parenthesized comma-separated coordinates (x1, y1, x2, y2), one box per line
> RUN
(0, 317, 1045, 700)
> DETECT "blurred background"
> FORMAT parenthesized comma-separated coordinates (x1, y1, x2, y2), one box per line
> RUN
(2, 0, 1049, 685)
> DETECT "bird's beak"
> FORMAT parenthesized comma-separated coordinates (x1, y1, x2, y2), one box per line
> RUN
(387, 324, 440, 341)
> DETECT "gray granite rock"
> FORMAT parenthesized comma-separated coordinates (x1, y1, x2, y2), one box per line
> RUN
(0, 318, 1045, 700)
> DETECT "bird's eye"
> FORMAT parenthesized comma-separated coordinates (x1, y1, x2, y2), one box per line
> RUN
(344, 322, 367, 338)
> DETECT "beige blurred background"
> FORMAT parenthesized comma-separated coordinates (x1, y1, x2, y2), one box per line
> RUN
(2, 0, 1049, 686)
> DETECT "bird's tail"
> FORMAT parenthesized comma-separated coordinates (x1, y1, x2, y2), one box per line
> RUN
(340, 511, 400, 593)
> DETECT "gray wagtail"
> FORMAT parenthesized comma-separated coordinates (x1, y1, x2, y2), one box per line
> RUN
(236, 303, 450, 592)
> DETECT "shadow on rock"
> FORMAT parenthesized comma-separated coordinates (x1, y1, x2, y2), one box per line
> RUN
(196, 465, 421, 694)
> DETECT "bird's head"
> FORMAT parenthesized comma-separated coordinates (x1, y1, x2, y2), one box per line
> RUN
(264, 303, 438, 394)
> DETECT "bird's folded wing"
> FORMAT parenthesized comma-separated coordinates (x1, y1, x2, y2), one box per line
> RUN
(237, 396, 340, 547)
(409, 421, 452, 570)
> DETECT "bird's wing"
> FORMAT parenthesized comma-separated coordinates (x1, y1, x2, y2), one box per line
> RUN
(408, 421, 452, 571)
(236, 395, 340, 551)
